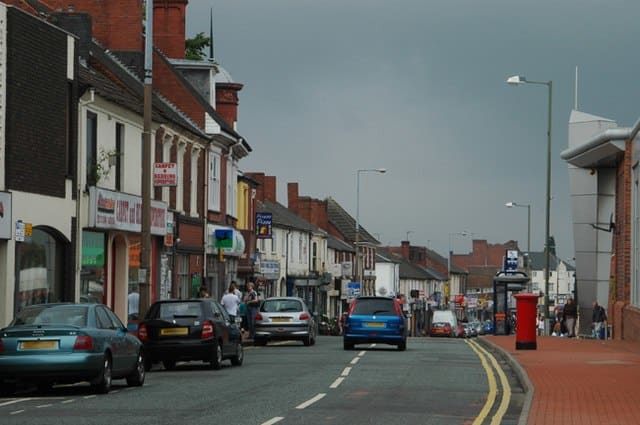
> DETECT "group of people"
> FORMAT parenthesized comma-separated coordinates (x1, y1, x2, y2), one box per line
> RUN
(537, 298, 608, 339)
(198, 281, 262, 339)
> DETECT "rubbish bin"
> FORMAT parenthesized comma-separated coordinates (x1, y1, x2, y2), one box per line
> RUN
(514, 293, 539, 350)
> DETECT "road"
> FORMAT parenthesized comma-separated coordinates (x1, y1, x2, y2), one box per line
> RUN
(0, 336, 524, 425)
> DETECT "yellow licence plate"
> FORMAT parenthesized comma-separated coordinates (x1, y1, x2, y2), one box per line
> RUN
(271, 318, 292, 323)
(365, 322, 385, 328)
(20, 340, 58, 350)
(160, 327, 189, 336)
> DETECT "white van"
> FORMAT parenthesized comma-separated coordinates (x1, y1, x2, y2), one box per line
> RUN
(431, 310, 458, 337)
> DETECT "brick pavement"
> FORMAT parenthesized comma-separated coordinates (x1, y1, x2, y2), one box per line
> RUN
(483, 335, 640, 425)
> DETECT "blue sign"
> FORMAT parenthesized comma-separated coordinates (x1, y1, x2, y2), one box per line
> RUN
(504, 249, 518, 273)
(347, 281, 361, 298)
(256, 212, 272, 239)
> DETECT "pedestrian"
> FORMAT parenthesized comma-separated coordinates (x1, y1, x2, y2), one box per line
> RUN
(537, 314, 544, 336)
(243, 281, 260, 339)
(221, 282, 241, 323)
(128, 285, 140, 322)
(592, 300, 608, 339)
(198, 285, 210, 298)
(563, 298, 578, 337)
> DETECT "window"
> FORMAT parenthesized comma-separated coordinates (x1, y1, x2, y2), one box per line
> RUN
(96, 307, 114, 329)
(86, 111, 97, 185)
(176, 142, 187, 212)
(271, 233, 277, 255)
(177, 255, 190, 299)
(312, 242, 318, 272)
(226, 157, 238, 218)
(208, 152, 221, 211)
(115, 123, 124, 191)
(190, 147, 200, 217)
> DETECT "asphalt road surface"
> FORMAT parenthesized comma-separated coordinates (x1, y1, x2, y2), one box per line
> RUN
(0, 336, 525, 425)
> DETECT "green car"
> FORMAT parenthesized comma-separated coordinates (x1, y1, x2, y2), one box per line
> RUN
(0, 303, 145, 395)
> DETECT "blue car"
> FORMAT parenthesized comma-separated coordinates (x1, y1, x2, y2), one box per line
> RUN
(0, 303, 145, 395)
(483, 319, 495, 334)
(343, 296, 407, 351)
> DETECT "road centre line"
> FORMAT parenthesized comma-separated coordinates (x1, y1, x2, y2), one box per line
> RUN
(260, 417, 284, 425)
(350, 357, 360, 365)
(295, 393, 326, 409)
(61, 399, 75, 404)
(330, 377, 345, 389)
(10, 409, 24, 415)
(466, 340, 498, 425)
(83, 395, 96, 399)
(0, 398, 32, 407)
(341, 367, 352, 376)
(36, 404, 53, 408)
(358, 351, 366, 356)
(470, 340, 512, 425)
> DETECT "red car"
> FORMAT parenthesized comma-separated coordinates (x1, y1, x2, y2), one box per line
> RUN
(430, 322, 453, 337)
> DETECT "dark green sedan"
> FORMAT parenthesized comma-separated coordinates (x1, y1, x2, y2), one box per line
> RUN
(0, 303, 145, 395)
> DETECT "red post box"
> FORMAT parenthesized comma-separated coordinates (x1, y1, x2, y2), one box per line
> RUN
(514, 293, 539, 350)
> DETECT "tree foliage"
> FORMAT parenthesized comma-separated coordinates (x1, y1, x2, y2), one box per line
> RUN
(185, 32, 211, 61)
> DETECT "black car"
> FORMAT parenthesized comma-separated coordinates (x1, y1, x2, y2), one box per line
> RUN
(137, 299, 243, 371)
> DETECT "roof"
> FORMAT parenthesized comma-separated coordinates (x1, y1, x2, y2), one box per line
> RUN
(525, 252, 575, 272)
(377, 248, 445, 281)
(257, 200, 326, 235)
(326, 197, 379, 244)
(327, 234, 355, 253)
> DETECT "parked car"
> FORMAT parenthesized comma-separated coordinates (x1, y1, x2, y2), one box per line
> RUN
(0, 303, 145, 395)
(470, 320, 483, 335)
(462, 322, 477, 338)
(429, 321, 453, 337)
(254, 297, 317, 346)
(343, 296, 407, 350)
(483, 320, 495, 334)
(137, 299, 243, 371)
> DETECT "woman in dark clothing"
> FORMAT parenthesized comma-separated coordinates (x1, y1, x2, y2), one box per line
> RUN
(563, 298, 578, 337)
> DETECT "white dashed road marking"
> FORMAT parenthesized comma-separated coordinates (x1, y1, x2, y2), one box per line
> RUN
(10, 410, 24, 415)
(341, 366, 352, 376)
(260, 417, 284, 425)
(350, 357, 360, 365)
(330, 377, 345, 389)
(295, 393, 326, 410)
(358, 351, 366, 356)
(36, 404, 53, 409)
(0, 398, 32, 407)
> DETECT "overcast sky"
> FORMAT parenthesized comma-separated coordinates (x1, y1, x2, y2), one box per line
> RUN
(185, 0, 640, 261)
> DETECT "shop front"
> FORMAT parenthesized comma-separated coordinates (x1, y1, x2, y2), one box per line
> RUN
(206, 224, 245, 300)
(255, 260, 280, 298)
(85, 187, 167, 320)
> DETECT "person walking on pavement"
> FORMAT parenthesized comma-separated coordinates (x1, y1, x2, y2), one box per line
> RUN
(563, 298, 578, 337)
(221, 282, 241, 323)
(592, 300, 608, 339)
(243, 281, 260, 339)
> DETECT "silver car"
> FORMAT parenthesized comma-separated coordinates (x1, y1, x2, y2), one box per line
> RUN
(254, 297, 317, 346)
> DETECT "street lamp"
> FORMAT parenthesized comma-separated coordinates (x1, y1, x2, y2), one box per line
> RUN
(507, 74, 552, 334)
(505, 201, 531, 253)
(355, 168, 386, 296)
(448, 231, 470, 302)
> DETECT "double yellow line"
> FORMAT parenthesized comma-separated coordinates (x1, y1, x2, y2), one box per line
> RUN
(466, 339, 512, 425)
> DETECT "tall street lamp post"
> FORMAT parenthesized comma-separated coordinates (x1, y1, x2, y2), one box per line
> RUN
(505, 201, 531, 253)
(355, 168, 386, 295)
(448, 231, 470, 303)
(507, 75, 552, 334)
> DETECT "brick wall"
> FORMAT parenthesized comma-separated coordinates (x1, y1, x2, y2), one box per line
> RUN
(616, 140, 634, 340)
(216, 83, 243, 129)
(153, 0, 187, 59)
(5, 8, 75, 197)
(287, 182, 330, 231)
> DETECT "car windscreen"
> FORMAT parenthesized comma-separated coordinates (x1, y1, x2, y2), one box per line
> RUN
(12, 305, 88, 327)
(352, 299, 396, 316)
(261, 299, 303, 313)
(157, 302, 203, 320)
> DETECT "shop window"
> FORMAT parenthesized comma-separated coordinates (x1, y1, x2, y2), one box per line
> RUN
(128, 236, 141, 314)
(14, 228, 66, 314)
(80, 231, 106, 304)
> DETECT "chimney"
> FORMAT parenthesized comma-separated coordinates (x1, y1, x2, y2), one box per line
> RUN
(401, 241, 410, 259)
(216, 82, 243, 130)
(153, 0, 188, 59)
(264, 176, 277, 203)
(49, 12, 92, 61)
(287, 182, 299, 212)
(44, 0, 143, 52)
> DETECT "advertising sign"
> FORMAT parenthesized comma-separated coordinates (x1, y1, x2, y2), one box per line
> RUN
(0, 192, 11, 239)
(256, 212, 272, 239)
(89, 187, 167, 235)
(347, 281, 361, 299)
(153, 163, 177, 187)
(504, 249, 519, 273)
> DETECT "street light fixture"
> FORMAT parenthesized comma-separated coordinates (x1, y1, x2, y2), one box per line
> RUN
(505, 201, 531, 253)
(355, 168, 386, 296)
(507, 74, 552, 334)
(448, 231, 470, 303)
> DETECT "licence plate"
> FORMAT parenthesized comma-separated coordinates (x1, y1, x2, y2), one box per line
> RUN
(20, 340, 58, 350)
(365, 322, 385, 328)
(160, 327, 189, 336)
(271, 318, 292, 323)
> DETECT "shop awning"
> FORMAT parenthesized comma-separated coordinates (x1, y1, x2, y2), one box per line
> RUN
(207, 224, 245, 257)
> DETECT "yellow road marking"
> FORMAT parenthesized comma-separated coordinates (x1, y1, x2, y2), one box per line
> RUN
(466, 339, 497, 425)
(470, 340, 512, 425)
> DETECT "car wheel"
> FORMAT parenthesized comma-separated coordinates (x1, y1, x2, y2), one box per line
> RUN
(162, 360, 176, 371)
(343, 340, 354, 350)
(303, 335, 312, 346)
(126, 351, 146, 387)
(209, 342, 223, 370)
(398, 339, 407, 351)
(92, 355, 112, 394)
(230, 342, 244, 366)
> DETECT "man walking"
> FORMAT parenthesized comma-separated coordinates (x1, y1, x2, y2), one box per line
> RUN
(221, 282, 241, 322)
(243, 281, 260, 339)
(563, 298, 578, 338)
(592, 300, 608, 339)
